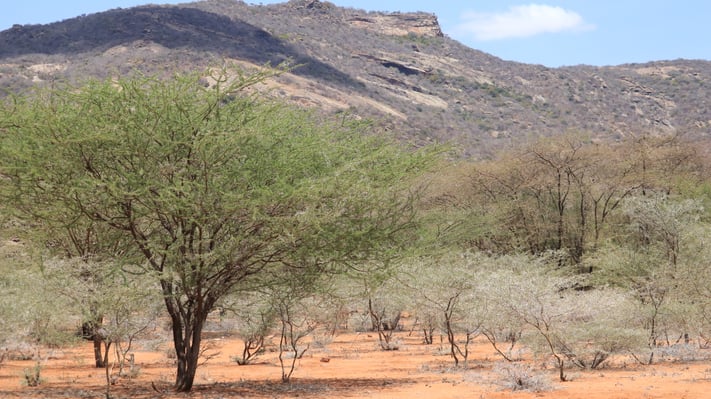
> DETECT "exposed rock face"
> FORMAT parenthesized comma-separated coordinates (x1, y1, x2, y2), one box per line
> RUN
(0, 1, 710, 157)
(347, 13, 443, 38)
(284, 0, 443, 38)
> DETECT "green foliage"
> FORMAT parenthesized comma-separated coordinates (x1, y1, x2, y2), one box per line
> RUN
(622, 194, 702, 266)
(584, 193, 711, 356)
(394, 32, 444, 48)
(0, 63, 437, 391)
(0, 264, 76, 353)
(403, 252, 489, 365)
(479, 257, 645, 378)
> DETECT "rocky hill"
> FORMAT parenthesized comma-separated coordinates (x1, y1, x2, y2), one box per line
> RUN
(1, 0, 710, 157)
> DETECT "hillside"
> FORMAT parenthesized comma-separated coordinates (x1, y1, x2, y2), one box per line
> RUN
(1, 0, 710, 157)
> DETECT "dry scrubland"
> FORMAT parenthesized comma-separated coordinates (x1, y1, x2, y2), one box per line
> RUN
(1, 323, 711, 399)
(3, 57, 711, 399)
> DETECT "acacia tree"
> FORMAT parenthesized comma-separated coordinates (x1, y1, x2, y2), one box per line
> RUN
(0, 245, 75, 364)
(43, 255, 123, 369)
(489, 260, 645, 380)
(223, 290, 276, 366)
(470, 136, 647, 264)
(272, 285, 321, 383)
(42, 257, 159, 396)
(588, 194, 706, 361)
(354, 264, 408, 351)
(44, 220, 131, 368)
(405, 253, 487, 366)
(679, 222, 711, 346)
(0, 65, 436, 392)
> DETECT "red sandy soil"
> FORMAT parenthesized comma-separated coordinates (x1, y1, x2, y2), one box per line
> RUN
(1, 330, 711, 399)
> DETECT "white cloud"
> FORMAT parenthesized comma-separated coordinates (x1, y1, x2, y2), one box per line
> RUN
(455, 4, 594, 41)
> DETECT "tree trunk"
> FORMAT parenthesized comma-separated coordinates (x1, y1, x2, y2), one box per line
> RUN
(168, 308, 207, 393)
(161, 281, 212, 393)
(103, 341, 113, 399)
(93, 334, 105, 368)
(81, 319, 106, 368)
(444, 295, 461, 366)
(558, 358, 566, 381)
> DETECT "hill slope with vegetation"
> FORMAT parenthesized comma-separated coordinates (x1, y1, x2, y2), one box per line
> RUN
(1, 0, 710, 156)
(2, 1, 711, 396)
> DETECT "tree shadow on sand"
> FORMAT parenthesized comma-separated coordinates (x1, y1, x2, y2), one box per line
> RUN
(0, 377, 417, 398)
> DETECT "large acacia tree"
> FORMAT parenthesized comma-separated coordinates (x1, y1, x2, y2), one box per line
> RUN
(0, 65, 436, 392)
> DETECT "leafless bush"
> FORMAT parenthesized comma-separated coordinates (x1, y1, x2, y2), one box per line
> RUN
(22, 362, 43, 387)
(1, 342, 34, 361)
(492, 362, 553, 392)
(311, 329, 335, 349)
(480, 257, 647, 380)
(655, 343, 711, 363)
(220, 291, 276, 366)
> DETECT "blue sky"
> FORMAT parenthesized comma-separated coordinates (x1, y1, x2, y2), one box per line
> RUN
(1, 0, 709, 67)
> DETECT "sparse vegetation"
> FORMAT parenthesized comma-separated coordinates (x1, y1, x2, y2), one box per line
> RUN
(0, 63, 437, 392)
(1, 1, 710, 157)
(492, 361, 553, 392)
(21, 362, 43, 387)
(0, 1, 711, 398)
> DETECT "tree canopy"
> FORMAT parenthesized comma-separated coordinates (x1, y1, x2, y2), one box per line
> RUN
(0, 64, 438, 391)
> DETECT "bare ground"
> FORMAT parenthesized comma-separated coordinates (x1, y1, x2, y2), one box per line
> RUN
(2, 330, 711, 399)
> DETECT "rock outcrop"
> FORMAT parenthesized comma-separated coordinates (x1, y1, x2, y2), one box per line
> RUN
(1, 1, 710, 157)
(347, 13, 443, 38)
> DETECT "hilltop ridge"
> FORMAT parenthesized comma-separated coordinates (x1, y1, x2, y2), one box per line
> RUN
(1, 0, 709, 156)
